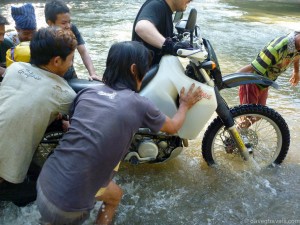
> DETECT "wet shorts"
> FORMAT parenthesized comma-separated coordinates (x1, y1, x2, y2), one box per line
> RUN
(239, 84, 269, 105)
(36, 181, 90, 225)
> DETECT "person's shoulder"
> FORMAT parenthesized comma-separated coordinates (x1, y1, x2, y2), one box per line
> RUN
(74, 84, 102, 100)
(4, 31, 19, 46)
(5, 62, 30, 74)
(5, 31, 17, 38)
(18, 62, 40, 73)
(71, 23, 79, 31)
(16, 62, 44, 75)
(145, 0, 167, 8)
(137, 0, 168, 23)
(131, 91, 152, 106)
(70, 23, 85, 45)
(8, 61, 27, 68)
(268, 33, 293, 52)
(149, 0, 166, 5)
(71, 23, 79, 33)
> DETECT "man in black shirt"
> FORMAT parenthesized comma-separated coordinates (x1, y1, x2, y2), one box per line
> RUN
(132, 0, 192, 66)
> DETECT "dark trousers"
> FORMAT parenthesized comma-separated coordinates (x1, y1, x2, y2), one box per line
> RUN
(0, 163, 40, 207)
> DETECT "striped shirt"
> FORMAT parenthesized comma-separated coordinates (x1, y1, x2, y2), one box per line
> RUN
(251, 31, 300, 81)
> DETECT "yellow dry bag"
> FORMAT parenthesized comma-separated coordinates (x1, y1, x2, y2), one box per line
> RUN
(6, 41, 31, 67)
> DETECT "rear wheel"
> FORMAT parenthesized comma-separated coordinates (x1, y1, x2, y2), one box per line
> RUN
(202, 104, 290, 168)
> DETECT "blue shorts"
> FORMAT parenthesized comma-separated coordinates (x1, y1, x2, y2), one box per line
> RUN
(36, 181, 90, 225)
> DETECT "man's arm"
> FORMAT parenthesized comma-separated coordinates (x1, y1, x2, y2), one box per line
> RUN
(77, 44, 100, 81)
(236, 64, 255, 73)
(135, 20, 165, 49)
(160, 84, 203, 134)
(289, 57, 300, 86)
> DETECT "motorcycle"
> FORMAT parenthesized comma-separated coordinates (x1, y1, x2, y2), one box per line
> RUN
(124, 8, 290, 167)
(0, 8, 290, 207)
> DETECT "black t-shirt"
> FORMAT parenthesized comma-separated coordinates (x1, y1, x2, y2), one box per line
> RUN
(71, 24, 85, 46)
(132, 0, 173, 66)
(63, 24, 85, 80)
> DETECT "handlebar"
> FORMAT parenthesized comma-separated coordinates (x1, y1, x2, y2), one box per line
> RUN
(176, 48, 208, 60)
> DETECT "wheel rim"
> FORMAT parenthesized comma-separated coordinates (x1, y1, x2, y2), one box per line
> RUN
(211, 113, 283, 169)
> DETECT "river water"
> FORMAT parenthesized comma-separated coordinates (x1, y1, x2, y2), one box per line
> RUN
(1, 0, 300, 224)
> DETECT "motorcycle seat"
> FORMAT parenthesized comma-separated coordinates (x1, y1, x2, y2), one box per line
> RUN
(140, 64, 159, 91)
(68, 78, 103, 93)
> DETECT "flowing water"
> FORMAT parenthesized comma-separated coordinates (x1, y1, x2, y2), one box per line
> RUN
(1, 0, 300, 224)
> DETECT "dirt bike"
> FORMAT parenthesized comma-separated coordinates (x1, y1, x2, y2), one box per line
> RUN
(0, 8, 290, 207)
(122, 8, 290, 167)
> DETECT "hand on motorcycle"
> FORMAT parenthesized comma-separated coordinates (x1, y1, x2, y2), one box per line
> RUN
(55, 113, 70, 132)
(162, 37, 192, 56)
(179, 83, 203, 110)
(160, 83, 203, 134)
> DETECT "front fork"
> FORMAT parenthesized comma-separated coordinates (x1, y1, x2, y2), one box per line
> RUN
(214, 87, 250, 160)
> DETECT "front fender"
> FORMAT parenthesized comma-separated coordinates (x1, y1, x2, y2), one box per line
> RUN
(220, 73, 279, 90)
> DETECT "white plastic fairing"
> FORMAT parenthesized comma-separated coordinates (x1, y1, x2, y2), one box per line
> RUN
(140, 55, 218, 139)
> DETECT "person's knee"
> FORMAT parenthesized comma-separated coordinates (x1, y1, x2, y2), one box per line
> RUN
(97, 182, 123, 206)
(110, 185, 123, 206)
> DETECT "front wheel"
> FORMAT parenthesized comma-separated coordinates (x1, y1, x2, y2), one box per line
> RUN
(202, 104, 290, 168)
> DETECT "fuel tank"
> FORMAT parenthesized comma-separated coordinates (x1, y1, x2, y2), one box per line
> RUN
(140, 56, 218, 139)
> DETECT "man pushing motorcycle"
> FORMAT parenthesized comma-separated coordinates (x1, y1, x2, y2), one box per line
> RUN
(36, 41, 203, 225)
(0, 28, 76, 188)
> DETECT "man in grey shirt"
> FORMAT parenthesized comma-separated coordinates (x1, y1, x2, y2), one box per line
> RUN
(0, 27, 77, 185)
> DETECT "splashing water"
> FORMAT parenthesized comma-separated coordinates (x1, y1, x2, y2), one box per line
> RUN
(1, 0, 300, 224)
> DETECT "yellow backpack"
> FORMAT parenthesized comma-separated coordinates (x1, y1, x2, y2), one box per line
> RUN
(6, 41, 31, 67)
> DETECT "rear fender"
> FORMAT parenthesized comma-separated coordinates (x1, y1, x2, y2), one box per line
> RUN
(220, 73, 279, 90)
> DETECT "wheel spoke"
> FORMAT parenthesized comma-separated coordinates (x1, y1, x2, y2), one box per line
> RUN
(202, 105, 289, 169)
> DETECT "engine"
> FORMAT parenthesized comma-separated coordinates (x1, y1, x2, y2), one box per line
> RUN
(124, 129, 183, 164)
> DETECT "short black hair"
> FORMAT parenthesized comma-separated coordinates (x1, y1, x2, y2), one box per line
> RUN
(102, 41, 152, 92)
(30, 27, 77, 66)
(44, 0, 70, 23)
(0, 15, 9, 25)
